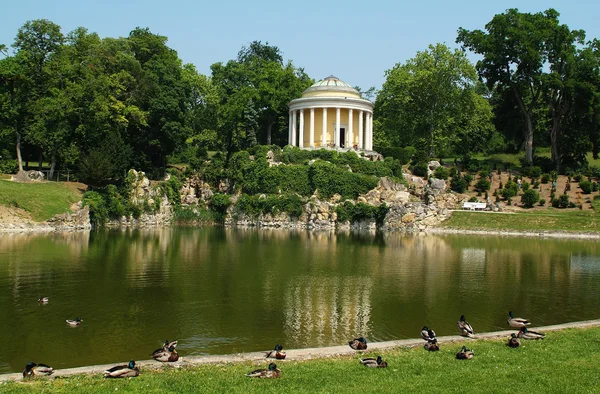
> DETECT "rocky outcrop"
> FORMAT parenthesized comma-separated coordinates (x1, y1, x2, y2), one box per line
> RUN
(180, 175, 213, 206)
(0, 202, 91, 233)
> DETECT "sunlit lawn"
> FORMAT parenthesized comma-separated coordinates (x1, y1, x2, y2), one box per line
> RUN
(2, 327, 599, 393)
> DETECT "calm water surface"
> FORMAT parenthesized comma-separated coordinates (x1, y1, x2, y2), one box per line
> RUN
(1, 228, 600, 373)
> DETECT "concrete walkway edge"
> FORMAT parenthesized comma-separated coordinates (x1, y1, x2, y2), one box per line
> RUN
(2, 318, 600, 382)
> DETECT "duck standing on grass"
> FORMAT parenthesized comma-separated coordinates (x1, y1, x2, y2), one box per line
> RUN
(507, 311, 530, 328)
(38, 297, 49, 304)
(457, 315, 474, 338)
(359, 355, 388, 368)
(424, 338, 439, 351)
(103, 360, 140, 378)
(22, 362, 53, 378)
(517, 327, 545, 340)
(455, 346, 474, 360)
(265, 344, 286, 359)
(507, 333, 521, 348)
(421, 327, 436, 341)
(246, 363, 281, 378)
(348, 337, 368, 350)
(66, 317, 83, 326)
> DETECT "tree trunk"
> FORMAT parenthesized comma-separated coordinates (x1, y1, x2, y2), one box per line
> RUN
(266, 121, 273, 145)
(15, 127, 23, 172)
(49, 151, 56, 180)
(550, 115, 561, 170)
(524, 116, 534, 165)
(38, 152, 43, 170)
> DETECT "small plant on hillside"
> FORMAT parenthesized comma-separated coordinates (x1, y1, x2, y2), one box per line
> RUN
(521, 181, 530, 192)
(411, 162, 429, 179)
(579, 180, 592, 194)
(573, 173, 583, 182)
(552, 194, 570, 208)
(539, 198, 546, 206)
(450, 173, 467, 193)
(434, 166, 449, 180)
(468, 196, 479, 203)
(521, 189, 540, 208)
(550, 171, 559, 181)
(463, 173, 474, 187)
(475, 178, 491, 193)
(541, 173, 551, 184)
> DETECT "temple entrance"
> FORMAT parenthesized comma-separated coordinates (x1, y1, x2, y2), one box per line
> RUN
(340, 128, 346, 148)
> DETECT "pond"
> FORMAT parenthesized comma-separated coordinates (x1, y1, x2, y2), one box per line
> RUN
(1, 228, 600, 373)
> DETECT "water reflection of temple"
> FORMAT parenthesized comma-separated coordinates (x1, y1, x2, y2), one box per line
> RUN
(283, 276, 372, 347)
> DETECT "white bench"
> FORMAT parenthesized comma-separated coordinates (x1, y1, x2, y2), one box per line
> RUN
(462, 202, 487, 211)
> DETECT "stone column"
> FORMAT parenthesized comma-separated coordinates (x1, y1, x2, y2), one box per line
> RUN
(299, 109, 304, 148)
(322, 107, 327, 147)
(292, 110, 297, 146)
(335, 108, 341, 147)
(358, 110, 364, 149)
(367, 112, 373, 150)
(288, 111, 292, 145)
(309, 108, 315, 148)
(348, 109, 353, 149)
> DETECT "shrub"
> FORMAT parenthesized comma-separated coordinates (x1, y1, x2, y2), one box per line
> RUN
(209, 193, 231, 222)
(541, 173, 551, 184)
(521, 189, 540, 208)
(468, 196, 479, 203)
(521, 181, 530, 192)
(376, 146, 416, 164)
(434, 166, 449, 180)
(529, 166, 542, 180)
(550, 171, 559, 181)
(450, 173, 467, 193)
(573, 173, 583, 182)
(82, 191, 108, 226)
(593, 182, 599, 192)
(411, 162, 428, 179)
(449, 166, 458, 178)
(308, 161, 378, 199)
(475, 178, 491, 193)
(552, 194, 570, 208)
(463, 173, 474, 184)
(539, 199, 546, 206)
(579, 180, 592, 194)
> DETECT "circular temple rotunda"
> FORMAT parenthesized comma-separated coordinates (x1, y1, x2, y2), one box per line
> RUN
(288, 75, 374, 151)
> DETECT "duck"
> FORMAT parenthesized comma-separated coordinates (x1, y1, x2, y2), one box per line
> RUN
(151, 345, 179, 362)
(507, 311, 530, 328)
(66, 317, 83, 326)
(38, 297, 49, 304)
(265, 344, 286, 359)
(246, 362, 281, 378)
(507, 333, 521, 348)
(359, 355, 388, 368)
(424, 338, 440, 351)
(103, 360, 140, 378)
(457, 315, 474, 338)
(22, 362, 53, 378)
(348, 337, 368, 350)
(421, 326, 436, 341)
(151, 340, 178, 356)
(517, 327, 545, 340)
(455, 346, 474, 360)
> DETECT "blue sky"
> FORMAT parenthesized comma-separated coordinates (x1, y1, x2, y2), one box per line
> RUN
(2, 0, 599, 90)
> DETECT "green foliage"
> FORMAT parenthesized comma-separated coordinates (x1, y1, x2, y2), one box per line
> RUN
(579, 180, 592, 194)
(308, 161, 379, 200)
(501, 179, 519, 200)
(433, 166, 449, 180)
(335, 201, 389, 226)
(375, 146, 416, 164)
(539, 198, 546, 206)
(82, 191, 108, 226)
(411, 162, 428, 179)
(209, 193, 231, 222)
(541, 173, 551, 184)
(521, 181, 530, 191)
(173, 206, 213, 223)
(450, 172, 467, 193)
(468, 196, 479, 202)
(521, 189, 540, 208)
(474, 178, 491, 193)
(235, 193, 304, 219)
(552, 194, 571, 208)
(160, 175, 182, 208)
(463, 173, 474, 186)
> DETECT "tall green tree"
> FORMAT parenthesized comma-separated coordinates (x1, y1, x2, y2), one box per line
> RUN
(375, 43, 495, 157)
(458, 8, 586, 167)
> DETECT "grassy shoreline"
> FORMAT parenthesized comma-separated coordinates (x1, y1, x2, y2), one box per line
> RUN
(439, 209, 600, 233)
(2, 326, 600, 393)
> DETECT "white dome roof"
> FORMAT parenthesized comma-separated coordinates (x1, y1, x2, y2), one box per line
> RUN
(301, 75, 361, 98)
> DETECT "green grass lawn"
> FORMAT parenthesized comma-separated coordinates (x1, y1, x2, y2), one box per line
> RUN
(441, 209, 600, 233)
(2, 327, 599, 393)
(0, 180, 83, 221)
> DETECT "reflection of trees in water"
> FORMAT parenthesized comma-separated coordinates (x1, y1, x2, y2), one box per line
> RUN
(283, 276, 372, 347)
